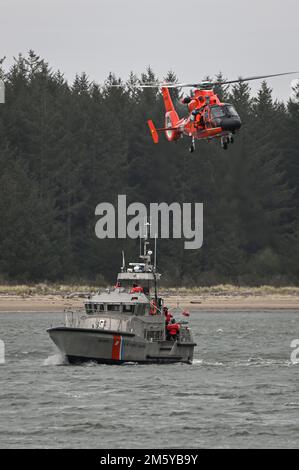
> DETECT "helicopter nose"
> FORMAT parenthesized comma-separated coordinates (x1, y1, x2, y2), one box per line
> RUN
(220, 117, 242, 131)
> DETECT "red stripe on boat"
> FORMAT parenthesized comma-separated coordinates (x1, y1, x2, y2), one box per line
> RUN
(112, 335, 121, 360)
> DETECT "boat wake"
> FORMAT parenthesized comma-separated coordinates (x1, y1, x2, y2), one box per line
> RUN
(43, 353, 67, 366)
(192, 359, 224, 366)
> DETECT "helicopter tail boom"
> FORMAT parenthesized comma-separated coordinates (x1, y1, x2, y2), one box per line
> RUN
(147, 87, 181, 143)
(161, 86, 177, 113)
(161, 87, 180, 141)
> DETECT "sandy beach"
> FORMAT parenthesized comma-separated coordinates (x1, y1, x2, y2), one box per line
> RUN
(0, 287, 299, 312)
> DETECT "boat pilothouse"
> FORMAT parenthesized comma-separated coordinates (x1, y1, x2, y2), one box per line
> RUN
(47, 234, 196, 364)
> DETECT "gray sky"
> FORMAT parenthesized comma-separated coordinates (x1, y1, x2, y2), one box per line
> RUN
(1, 0, 298, 101)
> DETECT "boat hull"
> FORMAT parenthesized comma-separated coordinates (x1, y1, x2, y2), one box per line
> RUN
(47, 327, 195, 364)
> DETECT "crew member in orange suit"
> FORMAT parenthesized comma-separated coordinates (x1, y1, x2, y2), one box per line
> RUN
(130, 283, 144, 293)
(163, 306, 173, 325)
(166, 318, 180, 341)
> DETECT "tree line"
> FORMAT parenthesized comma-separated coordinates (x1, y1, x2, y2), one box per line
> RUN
(0, 51, 298, 286)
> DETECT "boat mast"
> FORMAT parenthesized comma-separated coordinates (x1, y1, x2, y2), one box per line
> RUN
(154, 233, 157, 272)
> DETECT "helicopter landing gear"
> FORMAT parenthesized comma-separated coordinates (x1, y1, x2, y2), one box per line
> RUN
(189, 137, 195, 153)
(222, 134, 234, 149)
(221, 136, 229, 150)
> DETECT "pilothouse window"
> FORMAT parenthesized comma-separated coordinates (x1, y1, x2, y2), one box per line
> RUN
(144, 330, 163, 341)
(94, 304, 104, 312)
(85, 303, 93, 314)
(123, 304, 134, 313)
(107, 304, 120, 312)
(136, 305, 146, 315)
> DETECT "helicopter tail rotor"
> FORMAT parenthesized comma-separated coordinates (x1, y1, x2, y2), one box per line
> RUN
(147, 119, 181, 143)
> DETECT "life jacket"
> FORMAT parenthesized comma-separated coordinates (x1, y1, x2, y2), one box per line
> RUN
(130, 286, 143, 293)
(167, 323, 180, 335)
(150, 299, 157, 315)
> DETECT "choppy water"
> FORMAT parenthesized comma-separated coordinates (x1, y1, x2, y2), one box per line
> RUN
(0, 310, 298, 449)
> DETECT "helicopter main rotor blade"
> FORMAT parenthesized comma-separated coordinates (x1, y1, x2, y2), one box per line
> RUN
(212, 71, 299, 86)
(173, 72, 299, 88)
(109, 71, 298, 89)
(109, 82, 188, 88)
(135, 82, 195, 88)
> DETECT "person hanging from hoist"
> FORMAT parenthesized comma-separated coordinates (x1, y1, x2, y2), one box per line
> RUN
(190, 108, 205, 128)
(182, 95, 205, 127)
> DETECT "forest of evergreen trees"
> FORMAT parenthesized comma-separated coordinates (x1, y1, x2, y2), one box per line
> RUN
(0, 51, 299, 286)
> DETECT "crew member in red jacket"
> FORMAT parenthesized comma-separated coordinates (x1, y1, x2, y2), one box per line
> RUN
(163, 306, 173, 325)
(130, 283, 144, 293)
(166, 318, 180, 341)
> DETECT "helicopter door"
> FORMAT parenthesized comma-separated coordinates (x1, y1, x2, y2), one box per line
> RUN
(204, 108, 211, 128)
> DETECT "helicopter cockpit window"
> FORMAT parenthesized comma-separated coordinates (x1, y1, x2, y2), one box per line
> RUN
(210, 106, 226, 118)
(223, 105, 239, 117)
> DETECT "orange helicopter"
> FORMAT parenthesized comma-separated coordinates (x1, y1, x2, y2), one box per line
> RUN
(140, 72, 298, 152)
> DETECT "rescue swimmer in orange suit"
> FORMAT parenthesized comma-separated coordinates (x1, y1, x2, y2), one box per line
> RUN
(182, 95, 206, 128)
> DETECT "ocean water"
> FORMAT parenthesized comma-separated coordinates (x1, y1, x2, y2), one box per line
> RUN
(0, 310, 298, 449)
